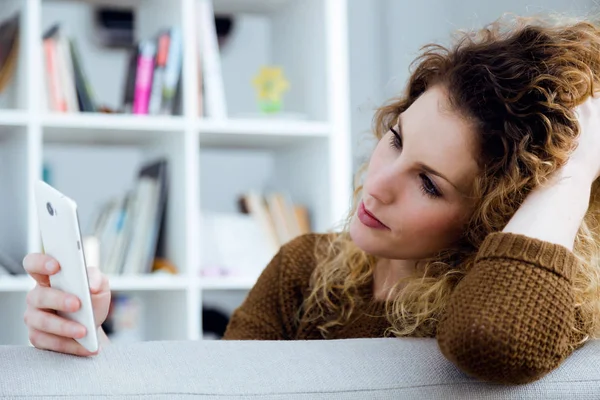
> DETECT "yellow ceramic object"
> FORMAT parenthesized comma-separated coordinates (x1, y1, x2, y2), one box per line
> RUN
(252, 66, 289, 112)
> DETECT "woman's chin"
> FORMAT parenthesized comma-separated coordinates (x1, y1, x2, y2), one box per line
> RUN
(349, 215, 387, 256)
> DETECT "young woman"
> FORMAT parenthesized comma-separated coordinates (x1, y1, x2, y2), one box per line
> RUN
(22, 15, 600, 385)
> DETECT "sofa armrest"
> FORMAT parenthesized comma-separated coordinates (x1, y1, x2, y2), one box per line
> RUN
(0, 338, 598, 399)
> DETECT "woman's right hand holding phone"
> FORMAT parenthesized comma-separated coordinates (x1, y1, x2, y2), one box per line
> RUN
(22, 253, 111, 356)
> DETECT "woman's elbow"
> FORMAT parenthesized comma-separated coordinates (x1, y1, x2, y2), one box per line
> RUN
(436, 321, 569, 385)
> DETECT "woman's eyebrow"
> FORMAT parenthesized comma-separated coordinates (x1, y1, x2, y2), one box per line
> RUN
(396, 113, 465, 194)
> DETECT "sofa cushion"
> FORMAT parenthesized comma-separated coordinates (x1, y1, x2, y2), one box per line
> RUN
(0, 338, 598, 399)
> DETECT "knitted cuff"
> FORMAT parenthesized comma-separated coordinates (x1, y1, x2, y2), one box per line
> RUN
(475, 232, 579, 281)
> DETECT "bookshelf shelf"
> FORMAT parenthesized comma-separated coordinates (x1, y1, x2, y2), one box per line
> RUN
(0, 276, 35, 292)
(198, 118, 330, 148)
(108, 275, 190, 291)
(0, 274, 191, 292)
(199, 276, 257, 291)
(42, 114, 185, 144)
(0, 110, 28, 127)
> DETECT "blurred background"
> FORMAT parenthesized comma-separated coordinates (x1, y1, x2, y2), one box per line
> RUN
(0, 0, 593, 345)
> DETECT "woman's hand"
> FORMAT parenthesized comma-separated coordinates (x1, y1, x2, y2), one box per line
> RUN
(22, 253, 111, 356)
(567, 94, 600, 183)
(502, 93, 600, 249)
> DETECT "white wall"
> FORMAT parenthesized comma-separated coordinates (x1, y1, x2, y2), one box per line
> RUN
(349, 0, 596, 172)
(348, 0, 386, 172)
(384, 0, 595, 100)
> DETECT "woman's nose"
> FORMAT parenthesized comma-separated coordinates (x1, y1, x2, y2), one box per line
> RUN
(364, 166, 400, 206)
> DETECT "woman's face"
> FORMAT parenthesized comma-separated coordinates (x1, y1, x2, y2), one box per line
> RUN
(350, 85, 480, 260)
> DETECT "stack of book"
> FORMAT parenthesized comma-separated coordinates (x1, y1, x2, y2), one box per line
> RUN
(122, 27, 182, 116)
(41, 0, 227, 119)
(42, 24, 95, 113)
(200, 192, 310, 278)
(241, 192, 311, 255)
(42, 24, 182, 115)
(91, 159, 169, 276)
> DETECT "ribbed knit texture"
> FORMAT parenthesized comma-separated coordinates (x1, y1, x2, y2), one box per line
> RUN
(223, 232, 584, 384)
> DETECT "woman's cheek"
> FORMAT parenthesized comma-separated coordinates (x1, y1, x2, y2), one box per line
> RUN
(406, 203, 465, 239)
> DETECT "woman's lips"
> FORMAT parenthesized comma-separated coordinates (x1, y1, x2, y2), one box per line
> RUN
(358, 201, 389, 230)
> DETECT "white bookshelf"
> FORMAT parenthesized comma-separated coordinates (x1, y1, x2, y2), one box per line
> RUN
(0, 0, 351, 345)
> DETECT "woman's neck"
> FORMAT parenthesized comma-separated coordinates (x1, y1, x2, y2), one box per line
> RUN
(372, 258, 417, 301)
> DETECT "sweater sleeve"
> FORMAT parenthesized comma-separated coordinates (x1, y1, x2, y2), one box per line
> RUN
(221, 251, 288, 340)
(436, 232, 583, 385)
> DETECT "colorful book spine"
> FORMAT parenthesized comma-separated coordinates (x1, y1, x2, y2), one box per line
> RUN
(43, 36, 66, 112)
(149, 31, 170, 115)
(161, 27, 182, 115)
(132, 40, 156, 115)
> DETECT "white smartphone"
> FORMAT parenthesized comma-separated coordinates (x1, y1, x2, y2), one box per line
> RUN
(34, 180, 99, 353)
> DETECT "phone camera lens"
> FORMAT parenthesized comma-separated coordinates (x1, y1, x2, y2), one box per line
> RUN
(46, 202, 54, 216)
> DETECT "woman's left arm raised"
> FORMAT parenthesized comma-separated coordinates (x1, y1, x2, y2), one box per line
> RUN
(437, 96, 600, 385)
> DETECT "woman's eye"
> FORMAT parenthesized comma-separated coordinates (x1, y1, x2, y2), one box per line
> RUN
(389, 127, 402, 149)
(420, 174, 442, 198)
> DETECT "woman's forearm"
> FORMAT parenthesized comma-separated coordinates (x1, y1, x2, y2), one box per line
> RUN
(503, 167, 592, 250)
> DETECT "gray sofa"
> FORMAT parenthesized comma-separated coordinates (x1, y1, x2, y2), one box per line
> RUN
(1, 337, 599, 399)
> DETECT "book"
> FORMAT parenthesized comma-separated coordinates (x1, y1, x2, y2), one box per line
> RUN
(160, 27, 182, 115)
(243, 192, 280, 256)
(69, 39, 96, 112)
(148, 30, 170, 115)
(43, 25, 65, 112)
(0, 13, 19, 93)
(91, 159, 169, 276)
(121, 45, 139, 113)
(132, 39, 156, 115)
(197, 0, 227, 119)
(42, 21, 183, 115)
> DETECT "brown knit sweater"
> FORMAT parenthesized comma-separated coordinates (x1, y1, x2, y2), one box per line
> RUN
(222, 232, 586, 385)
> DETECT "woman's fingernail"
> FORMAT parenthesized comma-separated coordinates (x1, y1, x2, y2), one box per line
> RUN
(71, 325, 85, 338)
(45, 260, 56, 272)
(65, 297, 78, 310)
(89, 279, 99, 292)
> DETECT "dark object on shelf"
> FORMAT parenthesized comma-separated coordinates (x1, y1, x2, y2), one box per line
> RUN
(203, 307, 230, 339)
(215, 15, 235, 49)
(93, 7, 135, 48)
(140, 158, 169, 265)
(237, 195, 250, 214)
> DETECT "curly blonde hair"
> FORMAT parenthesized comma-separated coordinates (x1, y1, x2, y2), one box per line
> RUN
(302, 14, 600, 348)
